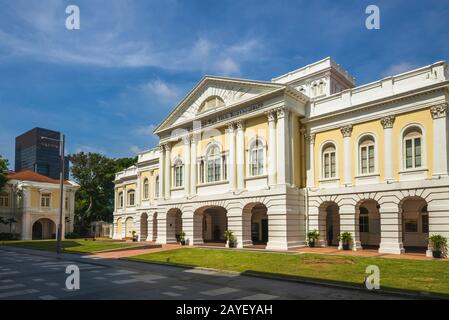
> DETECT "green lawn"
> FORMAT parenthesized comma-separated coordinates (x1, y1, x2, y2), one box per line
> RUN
(128, 248, 449, 296)
(1, 240, 138, 253)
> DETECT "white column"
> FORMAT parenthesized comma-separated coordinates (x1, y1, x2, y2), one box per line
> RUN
(266, 111, 277, 186)
(305, 133, 316, 188)
(227, 123, 236, 192)
(276, 107, 287, 185)
(381, 116, 395, 182)
(340, 125, 353, 186)
(378, 199, 405, 254)
(164, 143, 171, 199)
(158, 146, 164, 199)
(431, 104, 449, 178)
(183, 135, 191, 197)
(190, 134, 198, 196)
(236, 120, 245, 191)
(289, 111, 295, 186)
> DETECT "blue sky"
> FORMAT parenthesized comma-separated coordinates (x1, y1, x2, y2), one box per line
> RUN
(1, 0, 449, 168)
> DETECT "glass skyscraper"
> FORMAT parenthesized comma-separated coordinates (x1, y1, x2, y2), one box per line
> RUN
(15, 127, 69, 180)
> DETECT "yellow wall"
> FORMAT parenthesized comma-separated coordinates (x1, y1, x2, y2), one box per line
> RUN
(313, 107, 434, 186)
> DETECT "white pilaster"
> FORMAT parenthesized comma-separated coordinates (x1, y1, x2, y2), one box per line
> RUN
(183, 135, 191, 197)
(340, 125, 353, 186)
(190, 134, 198, 196)
(381, 115, 395, 182)
(431, 103, 449, 178)
(276, 107, 287, 185)
(164, 143, 171, 199)
(236, 120, 245, 191)
(266, 111, 277, 186)
(158, 146, 164, 199)
(305, 133, 316, 188)
(288, 111, 295, 186)
(227, 123, 236, 192)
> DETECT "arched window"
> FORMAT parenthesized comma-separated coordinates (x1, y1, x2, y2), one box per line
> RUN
(403, 127, 423, 169)
(359, 135, 375, 174)
(198, 96, 225, 113)
(173, 159, 184, 188)
(249, 138, 265, 176)
(359, 206, 369, 232)
(143, 178, 149, 199)
(127, 190, 135, 206)
(206, 145, 221, 182)
(322, 143, 336, 179)
(155, 175, 160, 198)
(0, 192, 9, 207)
(118, 192, 124, 208)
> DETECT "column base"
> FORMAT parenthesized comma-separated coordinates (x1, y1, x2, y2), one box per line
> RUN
(378, 242, 405, 254)
(352, 241, 363, 251)
(426, 249, 433, 257)
(266, 240, 306, 251)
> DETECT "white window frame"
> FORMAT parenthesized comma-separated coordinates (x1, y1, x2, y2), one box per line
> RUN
(399, 124, 427, 172)
(204, 143, 222, 183)
(40, 193, 51, 208)
(172, 158, 184, 188)
(118, 192, 124, 208)
(247, 137, 266, 177)
(321, 142, 337, 179)
(0, 192, 9, 207)
(154, 175, 160, 198)
(143, 178, 149, 200)
(357, 135, 377, 175)
(127, 190, 135, 207)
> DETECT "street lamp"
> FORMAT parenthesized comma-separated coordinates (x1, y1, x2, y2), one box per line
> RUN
(41, 133, 65, 254)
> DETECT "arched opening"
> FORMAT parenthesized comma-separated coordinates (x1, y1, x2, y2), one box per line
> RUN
(32, 218, 56, 240)
(167, 208, 182, 244)
(152, 212, 158, 242)
(356, 199, 381, 249)
(318, 202, 340, 246)
(140, 213, 148, 241)
(401, 197, 428, 252)
(242, 203, 268, 248)
(193, 206, 228, 246)
(125, 217, 134, 238)
(116, 217, 123, 238)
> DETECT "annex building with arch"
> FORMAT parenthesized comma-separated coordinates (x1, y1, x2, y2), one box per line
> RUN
(113, 57, 449, 256)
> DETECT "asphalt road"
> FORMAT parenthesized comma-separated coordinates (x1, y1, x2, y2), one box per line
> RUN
(0, 246, 408, 300)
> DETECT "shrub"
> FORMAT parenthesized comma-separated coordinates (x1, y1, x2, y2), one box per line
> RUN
(338, 232, 353, 244)
(429, 234, 448, 251)
(0, 233, 19, 241)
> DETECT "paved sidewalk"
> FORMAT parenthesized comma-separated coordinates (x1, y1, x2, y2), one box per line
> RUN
(93, 244, 182, 259)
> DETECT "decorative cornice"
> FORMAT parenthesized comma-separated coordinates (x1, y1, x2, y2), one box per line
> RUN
(340, 124, 353, 138)
(380, 115, 395, 129)
(430, 103, 448, 119)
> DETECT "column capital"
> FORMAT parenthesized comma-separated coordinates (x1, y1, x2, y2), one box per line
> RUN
(340, 124, 353, 138)
(265, 110, 277, 122)
(380, 115, 396, 129)
(182, 134, 191, 145)
(225, 122, 235, 133)
(234, 120, 245, 130)
(161, 142, 172, 152)
(305, 133, 316, 145)
(430, 103, 448, 119)
(275, 106, 287, 119)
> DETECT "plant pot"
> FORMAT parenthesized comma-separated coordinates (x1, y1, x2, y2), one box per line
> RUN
(342, 243, 350, 250)
(432, 250, 442, 258)
(309, 241, 315, 248)
(180, 240, 186, 246)
(228, 241, 236, 248)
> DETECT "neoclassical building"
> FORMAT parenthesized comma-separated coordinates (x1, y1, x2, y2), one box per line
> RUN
(114, 57, 449, 256)
(0, 170, 79, 239)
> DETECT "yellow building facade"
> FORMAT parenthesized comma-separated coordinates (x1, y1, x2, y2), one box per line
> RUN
(114, 57, 449, 256)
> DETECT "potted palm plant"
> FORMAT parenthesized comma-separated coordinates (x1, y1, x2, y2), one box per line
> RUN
(179, 231, 186, 245)
(224, 230, 237, 248)
(307, 230, 320, 248)
(338, 232, 353, 250)
(131, 230, 138, 242)
(428, 234, 447, 259)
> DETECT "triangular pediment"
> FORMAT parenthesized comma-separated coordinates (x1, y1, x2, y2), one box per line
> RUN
(154, 76, 286, 133)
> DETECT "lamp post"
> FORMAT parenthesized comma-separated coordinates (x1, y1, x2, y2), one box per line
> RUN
(41, 133, 65, 254)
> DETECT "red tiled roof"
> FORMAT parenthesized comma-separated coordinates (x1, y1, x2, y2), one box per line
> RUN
(7, 170, 72, 185)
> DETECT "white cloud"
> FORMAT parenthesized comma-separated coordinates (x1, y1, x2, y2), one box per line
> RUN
(140, 80, 181, 103)
(383, 62, 417, 77)
(134, 124, 157, 136)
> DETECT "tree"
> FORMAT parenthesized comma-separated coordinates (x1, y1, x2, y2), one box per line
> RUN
(68, 152, 137, 235)
(0, 155, 9, 191)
